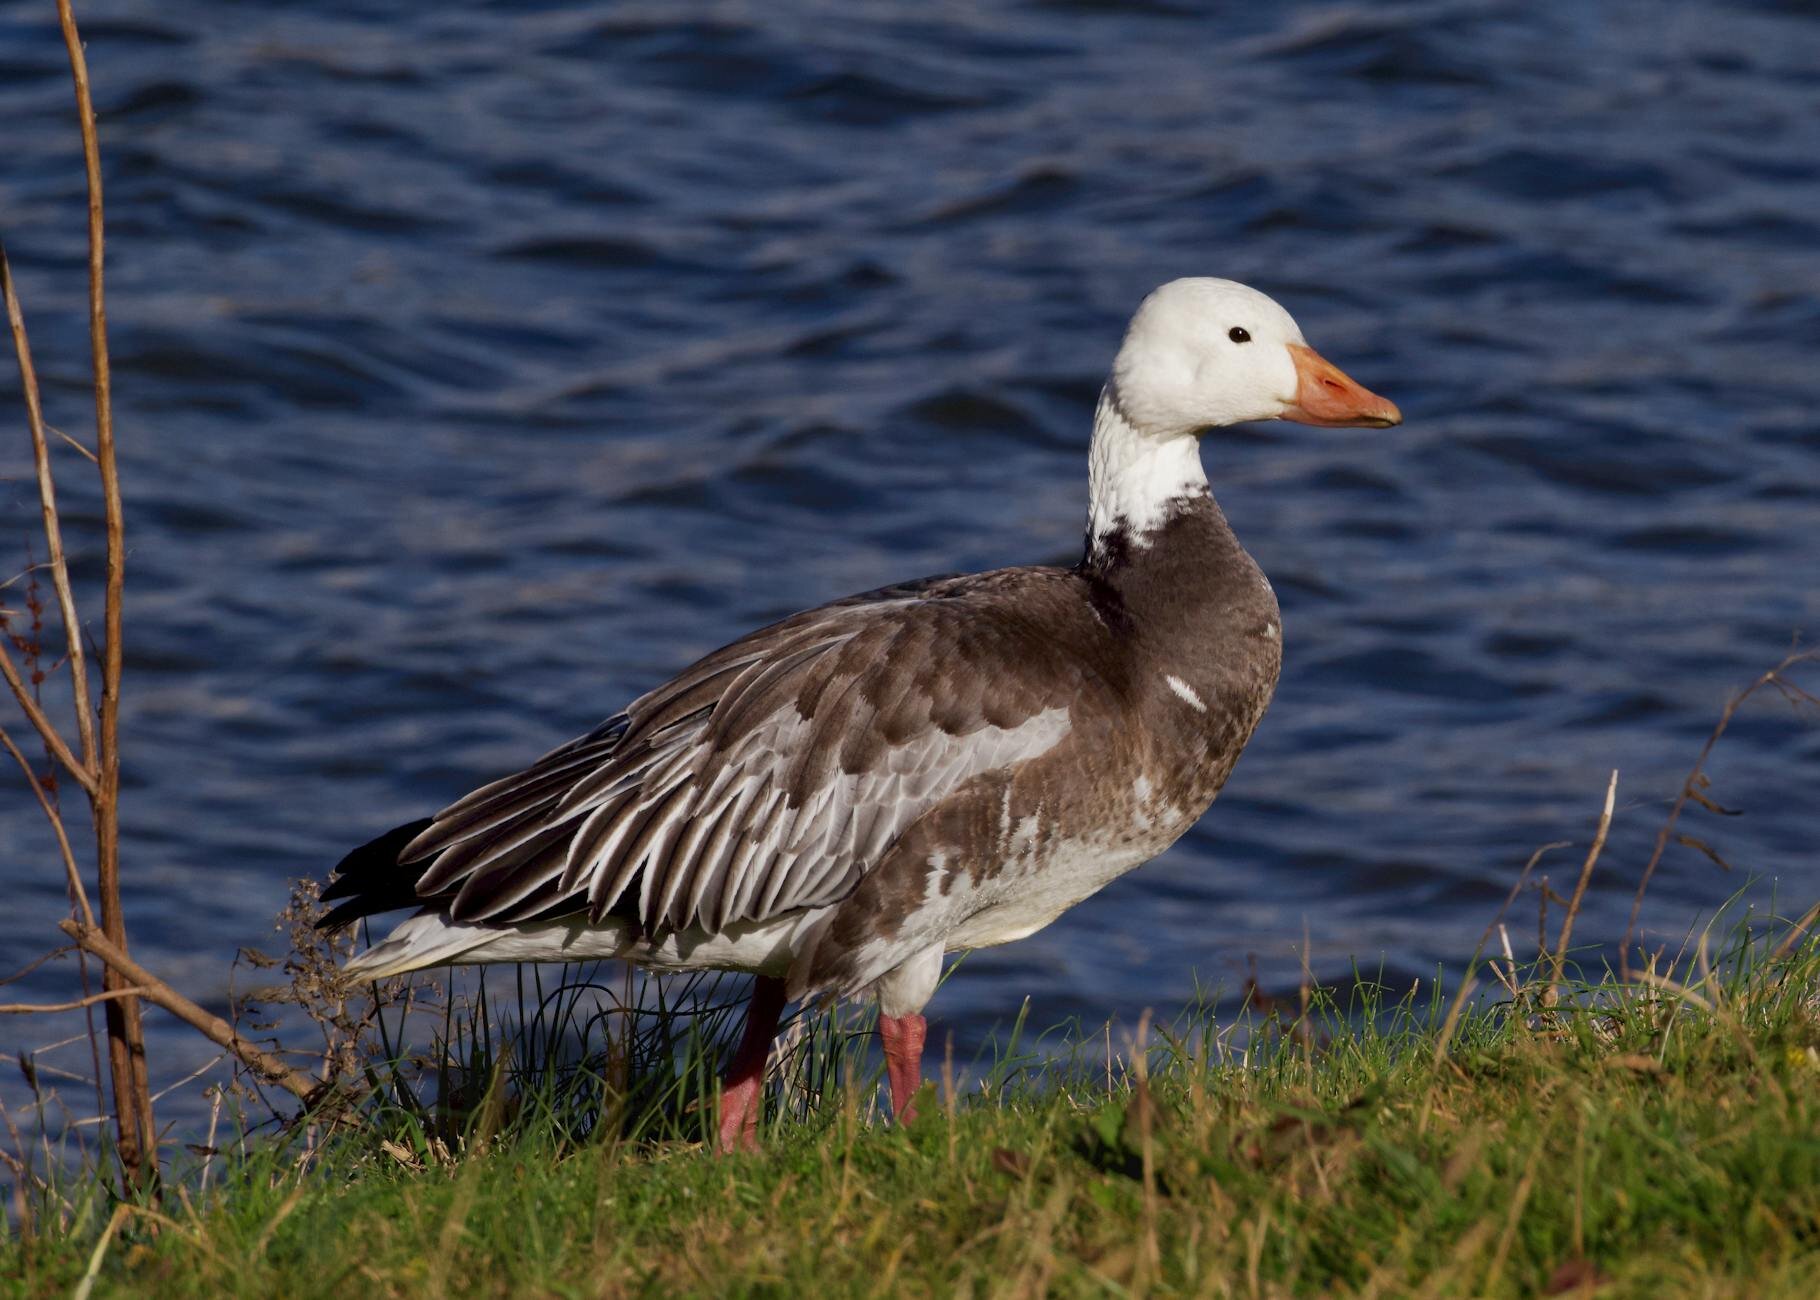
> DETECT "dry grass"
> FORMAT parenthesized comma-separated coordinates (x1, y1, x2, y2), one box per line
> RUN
(3, 909, 1816, 1298)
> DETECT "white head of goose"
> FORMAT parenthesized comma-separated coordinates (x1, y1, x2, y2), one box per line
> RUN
(323, 277, 1400, 1152)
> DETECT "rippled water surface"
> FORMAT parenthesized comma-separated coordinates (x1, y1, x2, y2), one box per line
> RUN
(4, 1, 1819, 1128)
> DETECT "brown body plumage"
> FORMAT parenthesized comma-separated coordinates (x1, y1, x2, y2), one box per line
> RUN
(322, 277, 1397, 1148)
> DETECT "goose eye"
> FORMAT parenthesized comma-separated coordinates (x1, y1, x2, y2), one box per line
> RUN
(1228, 327, 1251, 344)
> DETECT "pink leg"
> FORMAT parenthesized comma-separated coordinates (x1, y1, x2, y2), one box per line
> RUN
(877, 1013, 927, 1126)
(716, 975, 787, 1154)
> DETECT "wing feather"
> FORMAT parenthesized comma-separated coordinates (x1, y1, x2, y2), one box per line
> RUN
(589, 777, 693, 922)
(720, 789, 788, 923)
(369, 571, 1093, 936)
(555, 790, 637, 893)
(413, 803, 557, 895)
(634, 781, 708, 924)
(550, 724, 695, 821)
(450, 829, 570, 921)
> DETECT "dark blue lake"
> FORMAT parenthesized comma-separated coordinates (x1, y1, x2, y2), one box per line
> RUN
(3, 0, 1818, 1132)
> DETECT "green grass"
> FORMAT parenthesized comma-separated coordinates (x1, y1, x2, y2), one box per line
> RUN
(6, 922, 1818, 1298)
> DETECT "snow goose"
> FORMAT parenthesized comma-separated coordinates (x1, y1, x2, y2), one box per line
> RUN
(321, 278, 1400, 1150)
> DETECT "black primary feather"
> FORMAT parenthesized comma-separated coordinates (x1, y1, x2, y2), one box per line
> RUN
(317, 818, 435, 931)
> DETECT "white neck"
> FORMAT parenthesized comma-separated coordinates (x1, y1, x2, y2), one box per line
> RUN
(1086, 382, 1208, 553)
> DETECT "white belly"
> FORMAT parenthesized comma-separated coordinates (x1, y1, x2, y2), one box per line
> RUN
(942, 836, 1164, 951)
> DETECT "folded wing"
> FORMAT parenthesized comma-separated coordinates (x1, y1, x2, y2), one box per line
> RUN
(330, 571, 1095, 936)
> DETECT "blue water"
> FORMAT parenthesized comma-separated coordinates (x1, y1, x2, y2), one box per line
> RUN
(3, 0, 1818, 1131)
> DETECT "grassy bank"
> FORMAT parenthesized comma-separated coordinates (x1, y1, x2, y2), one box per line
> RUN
(6, 924, 1818, 1298)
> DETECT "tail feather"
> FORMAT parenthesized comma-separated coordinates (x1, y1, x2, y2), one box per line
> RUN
(340, 912, 494, 980)
(322, 814, 638, 978)
(341, 911, 642, 980)
(318, 818, 436, 931)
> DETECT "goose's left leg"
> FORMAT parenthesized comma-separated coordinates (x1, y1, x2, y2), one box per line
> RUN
(875, 948, 942, 1126)
(717, 975, 787, 1153)
(878, 1013, 927, 1123)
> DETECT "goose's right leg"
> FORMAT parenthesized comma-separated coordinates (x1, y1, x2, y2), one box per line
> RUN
(716, 975, 787, 1153)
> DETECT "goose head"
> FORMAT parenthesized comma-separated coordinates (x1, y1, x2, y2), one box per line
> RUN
(1110, 277, 1400, 436)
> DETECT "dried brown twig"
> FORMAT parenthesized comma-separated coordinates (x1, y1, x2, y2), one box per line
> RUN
(1620, 647, 1820, 978)
(56, 0, 156, 1187)
(0, 987, 151, 1015)
(58, 920, 321, 1102)
(1544, 770, 1618, 1004)
(1770, 899, 1820, 963)
(0, 247, 95, 777)
(1468, 839, 1569, 987)
(0, 723, 94, 928)
(0, 1, 158, 1193)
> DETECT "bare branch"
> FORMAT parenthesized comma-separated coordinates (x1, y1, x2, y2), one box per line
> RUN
(0, 986, 150, 1015)
(1548, 769, 1618, 1002)
(1620, 647, 1820, 976)
(0, 724, 96, 927)
(46, 423, 98, 464)
(0, 642, 98, 796)
(1470, 839, 1569, 975)
(0, 945, 75, 987)
(0, 243, 97, 770)
(57, 0, 158, 1189)
(59, 920, 321, 1101)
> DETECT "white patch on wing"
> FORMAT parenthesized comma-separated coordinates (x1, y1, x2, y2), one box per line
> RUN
(1130, 776, 1161, 833)
(1165, 675, 1207, 712)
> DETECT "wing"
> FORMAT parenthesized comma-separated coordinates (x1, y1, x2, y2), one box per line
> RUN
(344, 570, 1101, 935)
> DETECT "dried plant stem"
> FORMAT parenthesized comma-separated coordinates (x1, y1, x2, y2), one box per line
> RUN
(1770, 899, 1820, 962)
(1471, 840, 1568, 970)
(47, 422, 98, 462)
(71, 1202, 130, 1300)
(0, 269, 101, 782)
(1547, 770, 1618, 1003)
(0, 724, 95, 927)
(2, 205, 129, 1187)
(1417, 975, 1478, 1136)
(0, 635, 95, 794)
(0, 986, 150, 1014)
(1622, 648, 1820, 976)
(54, 0, 158, 1192)
(0, 296, 98, 788)
(59, 920, 321, 1101)
(0, 245, 96, 769)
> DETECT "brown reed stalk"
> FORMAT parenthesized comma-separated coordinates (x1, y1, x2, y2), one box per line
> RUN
(1770, 899, 1820, 962)
(0, 249, 98, 800)
(57, 921, 322, 1101)
(1544, 769, 1617, 1005)
(0, 2, 158, 1191)
(0, 723, 94, 928)
(0, 987, 150, 1015)
(1620, 646, 1820, 978)
(55, 0, 156, 1191)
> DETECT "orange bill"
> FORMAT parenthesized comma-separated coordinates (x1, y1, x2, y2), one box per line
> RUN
(1283, 344, 1401, 428)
